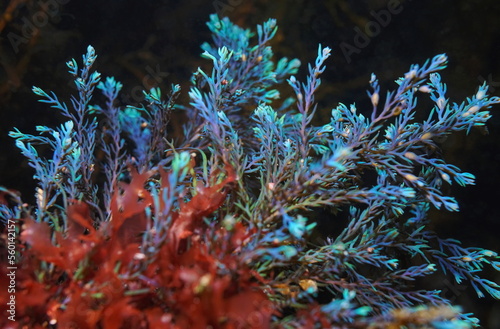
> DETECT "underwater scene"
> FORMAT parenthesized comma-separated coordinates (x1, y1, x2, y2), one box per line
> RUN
(1, 0, 500, 328)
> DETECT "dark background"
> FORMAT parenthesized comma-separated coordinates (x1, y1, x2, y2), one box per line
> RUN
(1, 0, 499, 327)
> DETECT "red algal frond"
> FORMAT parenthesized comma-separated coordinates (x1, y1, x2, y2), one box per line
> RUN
(169, 165, 236, 251)
(20, 201, 101, 273)
(50, 285, 101, 329)
(144, 308, 179, 328)
(66, 199, 96, 239)
(151, 238, 275, 329)
(224, 291, 275, 329)
(20, 218, 66, 269)
(110, 167, 153, 245)
(146, 195, 276, 329)
(101, 297, 142, 329)
(6, 162, 277, 328)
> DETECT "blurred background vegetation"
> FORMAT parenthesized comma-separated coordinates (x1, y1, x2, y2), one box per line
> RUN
(1, 0, 499, 327)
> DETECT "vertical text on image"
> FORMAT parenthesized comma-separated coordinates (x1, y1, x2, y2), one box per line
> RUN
(6, 218, 17, 322)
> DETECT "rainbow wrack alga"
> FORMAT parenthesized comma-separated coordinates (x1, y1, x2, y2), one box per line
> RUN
(1, 13, 500, 329)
